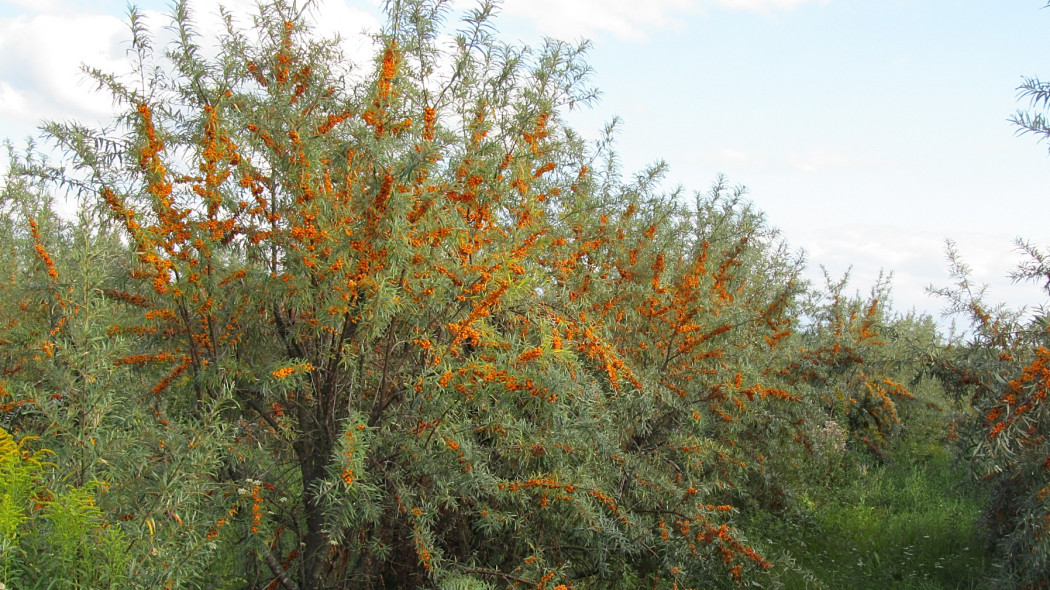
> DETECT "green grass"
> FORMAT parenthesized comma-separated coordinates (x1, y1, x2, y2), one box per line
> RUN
(747, 445, 993, 589)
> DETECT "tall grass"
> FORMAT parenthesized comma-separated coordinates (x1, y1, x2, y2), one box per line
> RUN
(748, 445, 992, 589)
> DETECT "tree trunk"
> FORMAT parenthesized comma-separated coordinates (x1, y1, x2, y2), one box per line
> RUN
(296, 426, 334, 588)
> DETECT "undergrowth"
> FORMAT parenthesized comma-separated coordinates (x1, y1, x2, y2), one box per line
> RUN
(748, 444, 992, 589)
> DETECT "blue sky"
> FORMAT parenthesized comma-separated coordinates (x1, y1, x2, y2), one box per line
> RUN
(2, 0, 1049, 327)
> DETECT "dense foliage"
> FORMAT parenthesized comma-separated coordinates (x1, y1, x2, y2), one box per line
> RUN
(0, 1, 1045, 589)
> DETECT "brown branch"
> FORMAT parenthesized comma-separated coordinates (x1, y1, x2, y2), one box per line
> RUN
(259, 540, 300, 590)
(238, 389, 283, 434)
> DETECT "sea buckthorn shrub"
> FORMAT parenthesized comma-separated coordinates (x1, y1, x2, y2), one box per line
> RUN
(782, 275, 931, 460)
(929, 241, 1050, 588)
(17, 1, 801, 586)
(733, 271, 947, 516)
(0, 0, 956, 588)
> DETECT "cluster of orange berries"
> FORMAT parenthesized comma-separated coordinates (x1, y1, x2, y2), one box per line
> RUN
(206, 507, 238, 540)
(341, 424, 365, 485)
(27, 218, 58, 283)
(413, 529, 432, 571)
(250, 485, 263, 533)
(151, 355, 192, 395)
(516, 347, 543, 364)
(271, 362, 314, 379)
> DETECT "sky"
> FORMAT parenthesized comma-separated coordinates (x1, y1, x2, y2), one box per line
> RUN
(2, 0, 1049, 330)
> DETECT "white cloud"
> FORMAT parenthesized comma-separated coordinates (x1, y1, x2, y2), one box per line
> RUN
(711, 0, 831, 14)
(1, 0, 63, 14)
(309, 0, 383, 76)
(680, 147, 765, 170)
(309, 0, 382, 43)
(800, 225, 942, 276)
(718, 148, 751, 163)
(484, 0, 831, 41)
(793, 224, 1045, 325)
(0, 81, 29, 118)
(796, 224, 945, 317)
(0, 0, 381, 145)
(0, 11, 127, 128)
(495, 0, 695, 41)
(787, 149, 874, 173)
